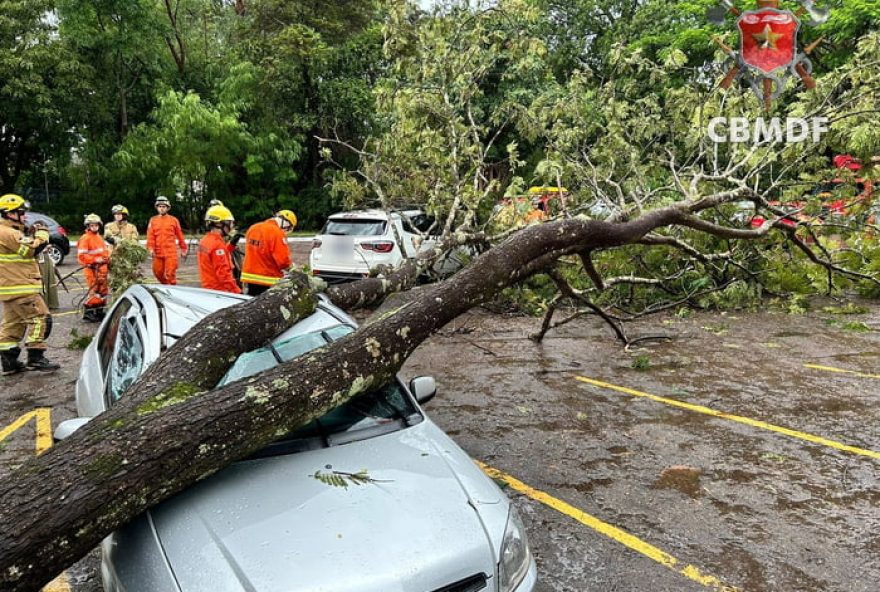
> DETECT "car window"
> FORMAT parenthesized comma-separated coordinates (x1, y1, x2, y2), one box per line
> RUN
(408, 214, 437, 234)
(216, 323, 419, 454)
(99, 300, 132, 375)
(281, 381, 416, 444)
(220, 332, 332, 385)
(24, 213, 57, 230)
(248, 380, 419, 459)
(219, 324, 355, 386)
(322, 219, 387, 236)
(107, 317, 145, 404)
(400, 217, 416, 234)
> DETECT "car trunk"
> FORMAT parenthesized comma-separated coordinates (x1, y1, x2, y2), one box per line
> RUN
(314, 218, 390, 274)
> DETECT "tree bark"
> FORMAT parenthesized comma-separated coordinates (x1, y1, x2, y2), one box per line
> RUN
(0, 210, 689, 591)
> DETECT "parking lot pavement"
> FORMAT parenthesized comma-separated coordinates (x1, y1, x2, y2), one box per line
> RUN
(402, 306, 880, 591)
(2, 251, 879, 591)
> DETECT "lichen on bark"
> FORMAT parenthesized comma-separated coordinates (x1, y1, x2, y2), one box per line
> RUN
(136, 383, 202, 415)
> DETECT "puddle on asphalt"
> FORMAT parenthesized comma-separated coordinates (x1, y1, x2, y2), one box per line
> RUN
(652, 465, 703, 498)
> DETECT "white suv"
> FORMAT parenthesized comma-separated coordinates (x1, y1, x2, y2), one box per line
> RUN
(309, 209, 438, 283)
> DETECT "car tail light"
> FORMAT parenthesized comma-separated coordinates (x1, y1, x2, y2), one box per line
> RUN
(57, 226, 67, 236)
(311, 239, 322, 249)
(360, 241, 394, 253)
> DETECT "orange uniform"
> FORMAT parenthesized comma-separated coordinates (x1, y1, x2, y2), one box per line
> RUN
(198, 232, 241, 294)
(77, 231, 110, 309)
(146, 213, 187, 285)
(241, 219, 292, 288)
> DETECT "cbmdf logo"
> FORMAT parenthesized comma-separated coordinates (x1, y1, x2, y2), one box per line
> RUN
(708, 0, 829, 110)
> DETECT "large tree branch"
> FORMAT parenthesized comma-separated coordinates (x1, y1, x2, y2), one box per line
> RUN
(1, 194, 876, 589)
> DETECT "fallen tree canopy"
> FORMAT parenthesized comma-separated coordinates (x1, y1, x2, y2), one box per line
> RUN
(0, 200, 867, 591)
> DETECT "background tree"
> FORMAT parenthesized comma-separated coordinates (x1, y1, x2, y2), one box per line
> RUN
(322, 0, 554, 233)
(0, 0, 87, 195)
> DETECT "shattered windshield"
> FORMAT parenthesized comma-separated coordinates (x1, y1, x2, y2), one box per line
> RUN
(219, 324, 420, 454)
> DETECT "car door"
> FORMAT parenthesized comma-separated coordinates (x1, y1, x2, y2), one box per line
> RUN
(395, 217, 420, 258)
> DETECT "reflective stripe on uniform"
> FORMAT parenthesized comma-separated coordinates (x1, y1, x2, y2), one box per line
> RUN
(16, 245, 30, 257)
(240, 272, 281, 286)
(0, 342, 18, 351)
(26, 317, 43, 344)
(0, 285, 42, 296)
(0, 253, 33, 263)
(78, 248, 104, 254)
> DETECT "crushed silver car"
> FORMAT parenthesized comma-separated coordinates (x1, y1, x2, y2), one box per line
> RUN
(56, 284, 537, 592)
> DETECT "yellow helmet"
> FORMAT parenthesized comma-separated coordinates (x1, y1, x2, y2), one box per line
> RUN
(0, 194, 29, 213)
(276, 209, 297, 229)
(205, 204, 234, 224)
(84, 213, 103, 226)
(111, 204, 129, 215)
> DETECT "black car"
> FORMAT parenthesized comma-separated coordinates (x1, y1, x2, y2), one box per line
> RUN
(24, 212, 70, 265)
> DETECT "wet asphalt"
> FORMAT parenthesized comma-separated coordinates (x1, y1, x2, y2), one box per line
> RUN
(1, 247, 878, 591)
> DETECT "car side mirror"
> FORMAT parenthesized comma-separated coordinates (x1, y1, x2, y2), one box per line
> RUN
(409, 376, 437, 405)
(53, 417, 92, 442)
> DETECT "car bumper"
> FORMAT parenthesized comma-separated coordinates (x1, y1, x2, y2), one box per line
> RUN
(311, 269, 370, 284)
(510, 558, 538, 592)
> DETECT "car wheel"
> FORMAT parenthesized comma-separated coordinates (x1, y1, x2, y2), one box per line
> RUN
(43, 243, 64, 266)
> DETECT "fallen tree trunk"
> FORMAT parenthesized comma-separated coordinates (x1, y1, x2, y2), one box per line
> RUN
(0, 208, 720, 590)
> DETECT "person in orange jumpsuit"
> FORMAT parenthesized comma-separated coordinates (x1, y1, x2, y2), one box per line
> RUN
(241, 209, 296, 296)
(77, 213, 110, 322)
(198, 204, 241, 294)
(146, 196, 187, 285)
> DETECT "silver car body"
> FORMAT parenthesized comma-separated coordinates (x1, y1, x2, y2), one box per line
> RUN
(74, 284, 537, 592)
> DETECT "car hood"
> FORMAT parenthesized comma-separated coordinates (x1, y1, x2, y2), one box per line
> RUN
(150, 423, 502, 592)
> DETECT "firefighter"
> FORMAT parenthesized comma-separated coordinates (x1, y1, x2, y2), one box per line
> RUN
(103, 204, 139, 256)
(146, 196, 187, 285)
(78, 213, 110, 322)
(198, 204, 241, 294)
(241, 209, 296, 296)
(0, 194, 60, 375)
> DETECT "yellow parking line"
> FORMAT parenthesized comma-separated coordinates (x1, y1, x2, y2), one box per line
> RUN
(41, 572, 70, 592)
(478, 462, 737, 591)
(0, 408, 52, 454)
(3, 410, 70, 591)
(51, 310, 80, 317)
(575, 376, 880, 460)
(804, 363, 880, 380)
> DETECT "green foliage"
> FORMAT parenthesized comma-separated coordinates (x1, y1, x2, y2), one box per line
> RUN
(785, 294, 810, 315)
(824, 319, 871, 332)
(631, 355, 651, 371)
(66, 328, 93, 350)
(326, 0, 554, 228)
(6, 0, 880, 314)
(822, 303, 869, 315)
(108, 240, 149, 297)
(0, 0, 89, 193)
(311, 468, 381, 489)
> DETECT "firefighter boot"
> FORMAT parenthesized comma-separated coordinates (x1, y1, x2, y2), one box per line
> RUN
(26, 349, 60, 372)
(1, 347, 27, 376)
